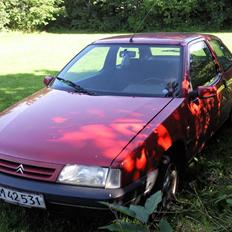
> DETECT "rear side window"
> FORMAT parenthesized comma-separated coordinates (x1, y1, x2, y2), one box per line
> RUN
(150, 47, 180, 56)
(209, 40, 232, 71)
(189, 41, 218, 89)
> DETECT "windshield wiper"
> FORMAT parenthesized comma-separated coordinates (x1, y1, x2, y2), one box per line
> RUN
(56, 77, 95, 95)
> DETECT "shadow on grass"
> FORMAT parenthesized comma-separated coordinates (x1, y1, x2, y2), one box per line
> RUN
(184, 122, 232, 187)
(171, 122, 232, 230)
(0, 202, 112, 232)
(0, 70, 58, 112)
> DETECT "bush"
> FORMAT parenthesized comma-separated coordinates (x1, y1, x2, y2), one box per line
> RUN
(64, 0, 231, 32)
(64, 0, 143, 31)
(100, 191, 173, 232)
(0, 1, 9, 30)
(1, 0, 231, 31)
(2, 0, 64, 31)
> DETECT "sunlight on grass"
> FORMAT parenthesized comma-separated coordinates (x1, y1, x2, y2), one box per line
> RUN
(0, 32, 231, 75)
(0, 32, 117, 75)
(0, 33, 117, 110)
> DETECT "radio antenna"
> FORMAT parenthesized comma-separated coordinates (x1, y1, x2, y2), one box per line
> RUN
(129, 1, 158, 43)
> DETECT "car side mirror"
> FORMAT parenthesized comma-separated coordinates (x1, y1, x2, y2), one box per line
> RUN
(189, 86, 217, 100)
(43, 76, 55, 87)
(197, 86, 217, 99)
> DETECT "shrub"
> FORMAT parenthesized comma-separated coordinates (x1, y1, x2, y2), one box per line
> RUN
(99, 191, 173, 232)
(1, 0, 231, 31)
(3, 0, 64, 31)
(64, 0, 231, 32)
(0, 1, 9, 30)
(64, 0, 143, 31)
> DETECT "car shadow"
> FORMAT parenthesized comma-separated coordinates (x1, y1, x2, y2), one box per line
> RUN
(0, 202, 113, 232)
(181, 120, 232, 192)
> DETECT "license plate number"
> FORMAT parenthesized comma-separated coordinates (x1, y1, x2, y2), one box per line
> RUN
(0, 186, 46, 209)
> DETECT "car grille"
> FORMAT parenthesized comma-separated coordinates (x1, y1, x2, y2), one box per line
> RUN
(0, 155, 62, 182)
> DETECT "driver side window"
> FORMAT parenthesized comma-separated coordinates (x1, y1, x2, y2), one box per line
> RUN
(190, 41, 218, 89)
(209, 40, 232, 71)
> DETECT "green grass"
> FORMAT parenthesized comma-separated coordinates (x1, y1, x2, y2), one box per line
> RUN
(0, 32, 232, 231)
(168, 124, 232, 231)
(0, 32, 115, 112)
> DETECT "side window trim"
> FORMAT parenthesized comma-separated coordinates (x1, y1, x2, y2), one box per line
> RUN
(210, 72, 222, 86)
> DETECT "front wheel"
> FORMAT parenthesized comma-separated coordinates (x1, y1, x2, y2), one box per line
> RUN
(161, 163, 178, 209)
(155, 158, 179, 210)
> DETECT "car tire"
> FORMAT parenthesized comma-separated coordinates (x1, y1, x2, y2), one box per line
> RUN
(155, 157, 179, 210)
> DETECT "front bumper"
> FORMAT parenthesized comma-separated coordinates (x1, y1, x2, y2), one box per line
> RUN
(0, 172, 147, 209)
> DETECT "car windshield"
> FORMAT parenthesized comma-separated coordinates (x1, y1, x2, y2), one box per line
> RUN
(53, 44, 183, 97)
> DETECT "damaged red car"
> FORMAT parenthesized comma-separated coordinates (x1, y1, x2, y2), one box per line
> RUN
(0, 33, 232, 210)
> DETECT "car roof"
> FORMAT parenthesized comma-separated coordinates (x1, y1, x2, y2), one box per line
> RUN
(94, 32, 218, 45)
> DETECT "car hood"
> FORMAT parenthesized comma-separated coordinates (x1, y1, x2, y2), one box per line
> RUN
(0, 89, 172, 167)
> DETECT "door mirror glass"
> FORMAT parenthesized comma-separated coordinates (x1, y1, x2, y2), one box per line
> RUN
(43, 76, 54, 87)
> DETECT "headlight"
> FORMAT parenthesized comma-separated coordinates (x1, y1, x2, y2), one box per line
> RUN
(58, 165, 121, 189)
(105, 168, 121, 189)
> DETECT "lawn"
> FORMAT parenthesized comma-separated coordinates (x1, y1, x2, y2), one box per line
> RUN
(0, 32, 232, 231)
(0, 32, 115, 111)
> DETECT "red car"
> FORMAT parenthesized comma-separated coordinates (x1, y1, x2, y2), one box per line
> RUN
(0, 33, 232, 210)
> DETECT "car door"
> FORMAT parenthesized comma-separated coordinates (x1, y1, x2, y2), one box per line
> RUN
(187, 40, 223, 153)
(208, 39, 232, 125)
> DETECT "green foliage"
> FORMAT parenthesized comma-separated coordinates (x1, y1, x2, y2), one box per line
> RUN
(145, 190, 162, 214)
(100, 220, 149, 232)
(226, 199, 232, 206)
(100, 202, 137, 219)
(64, 0, 231, 31)
(1, 0, 231, 31)
(1, 0, 64, 31)
(100, 191, 172, 232)
(129, 205, 150, 224)
(0, 1, 9, 30)
(64, 0, 143, 31)
(158, 219, 173, 232)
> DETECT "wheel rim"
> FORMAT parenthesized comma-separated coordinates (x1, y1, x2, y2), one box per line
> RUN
(162, 164, 178, 209)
